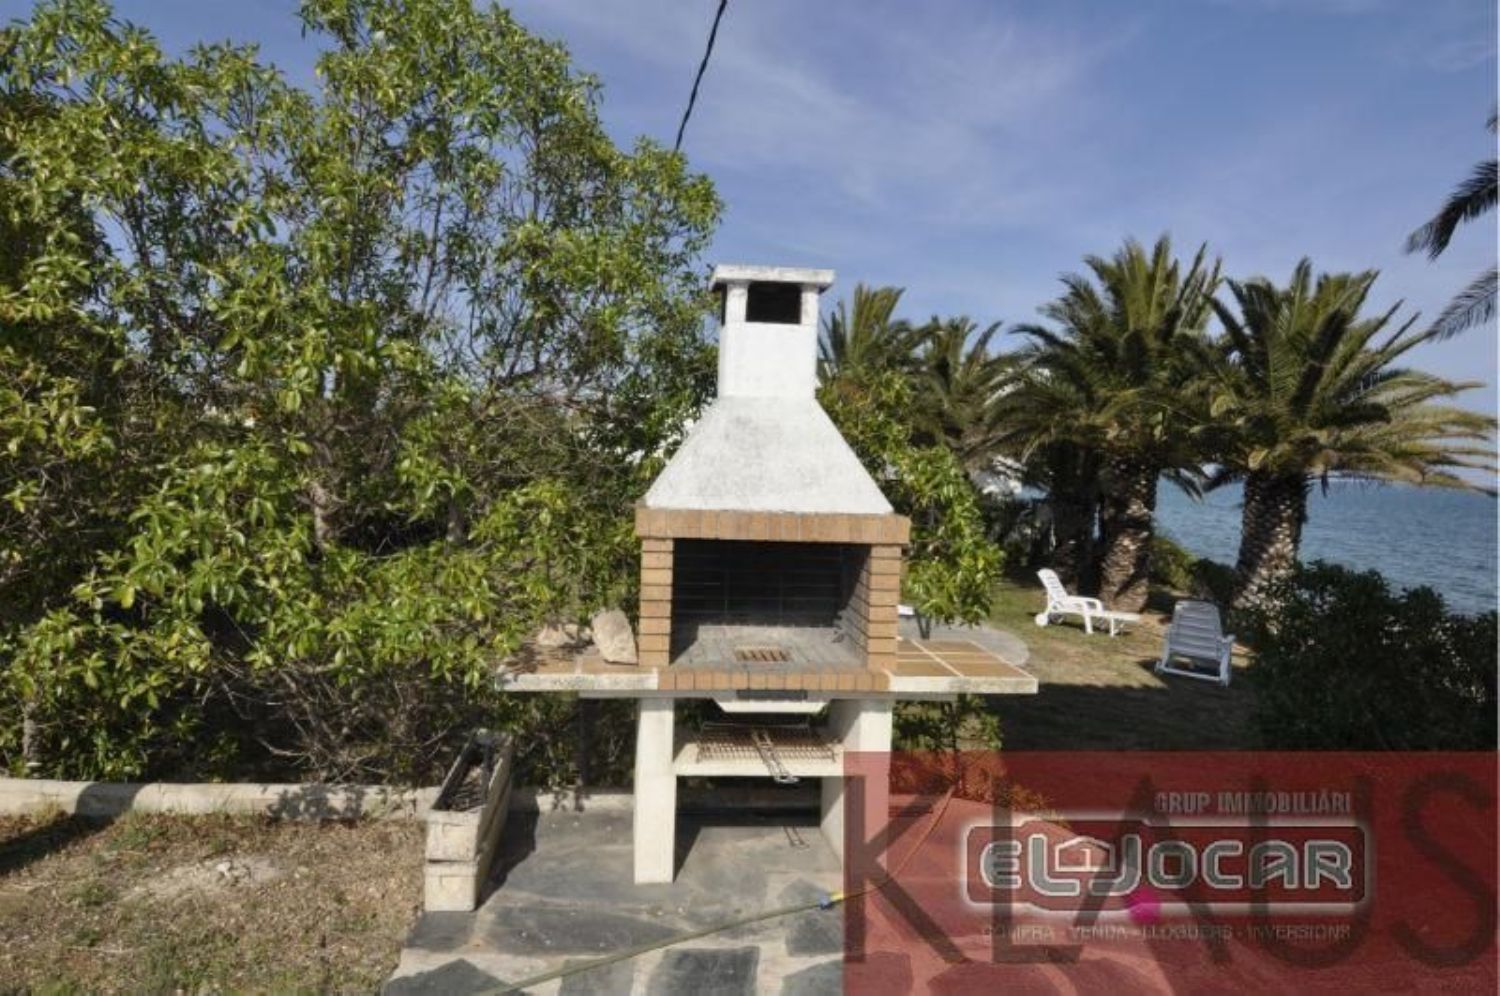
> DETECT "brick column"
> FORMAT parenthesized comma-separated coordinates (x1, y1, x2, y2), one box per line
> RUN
(850, 544, 901, 672)
(638, 538, 674, 667)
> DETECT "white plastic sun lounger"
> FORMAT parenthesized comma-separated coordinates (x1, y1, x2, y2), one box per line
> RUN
(1156, 600, 1235, 686)
(1033, 569, 1140, 636)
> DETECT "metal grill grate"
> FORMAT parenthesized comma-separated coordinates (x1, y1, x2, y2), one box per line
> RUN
(733, 646, 791, 663)
(695, 722, 836, 766)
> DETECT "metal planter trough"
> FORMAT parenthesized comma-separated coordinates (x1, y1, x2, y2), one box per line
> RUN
(424, 731, 514, 912)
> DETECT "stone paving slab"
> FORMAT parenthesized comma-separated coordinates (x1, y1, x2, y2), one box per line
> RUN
(648, 947, 760, 995)
(386, 810, 848, 994)
(557, 957, 635, 995)
(384, 957, 507, 995)
(780, 959, 844, 996)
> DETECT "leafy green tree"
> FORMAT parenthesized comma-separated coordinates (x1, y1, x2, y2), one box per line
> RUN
(1206, 261, 1495, 610)
(1013, 236, 1220, 610)
(1, 0, 718, 780)
(813, 280, 1003, 624)
(820, 367, 1001, 622)
(812, 283, 1008, 621)
(1405, 111, 1497, 339)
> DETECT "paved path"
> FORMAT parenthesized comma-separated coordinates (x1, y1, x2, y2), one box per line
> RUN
(385, 810, 874, 994)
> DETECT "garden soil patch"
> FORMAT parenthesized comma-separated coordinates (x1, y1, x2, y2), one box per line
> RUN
(0, 810, 423, 993)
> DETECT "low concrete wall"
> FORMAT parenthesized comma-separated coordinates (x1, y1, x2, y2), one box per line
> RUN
(0, 777, 437, 820)
(516, 784, 820, 813)
(1, 779, 822, 821)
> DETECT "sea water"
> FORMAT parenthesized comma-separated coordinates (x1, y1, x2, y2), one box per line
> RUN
(1155, 481, 1498, 616)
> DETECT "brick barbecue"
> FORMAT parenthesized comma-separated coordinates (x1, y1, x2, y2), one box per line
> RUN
(633, 265, 909, 688)
(499, 264, 1037, 885)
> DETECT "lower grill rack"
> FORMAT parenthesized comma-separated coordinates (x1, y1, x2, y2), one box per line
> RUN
(695, 721, 837, 783)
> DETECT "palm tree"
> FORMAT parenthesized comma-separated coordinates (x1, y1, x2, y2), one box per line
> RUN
(913, 316, 1013, 471)
(1013, 236, 1220, 611)
(817, 283, 927, 380)
(1405, 111, 1497, 338)
(995, 338, 1107, 590)
(1208, 260, 1496, 610)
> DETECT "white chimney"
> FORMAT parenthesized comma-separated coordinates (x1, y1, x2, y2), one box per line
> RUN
(641, 264, 892, 516)
(711, 264, 834, 398)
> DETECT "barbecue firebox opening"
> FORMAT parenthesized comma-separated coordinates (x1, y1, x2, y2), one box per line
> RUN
(668, 540, 868, 669)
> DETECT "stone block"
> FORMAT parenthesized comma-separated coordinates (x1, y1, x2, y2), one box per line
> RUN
(591, 608, 639, 665)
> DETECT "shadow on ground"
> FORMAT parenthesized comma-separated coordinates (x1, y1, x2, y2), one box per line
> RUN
(0, 812, 115, 877)
(992, 663, 1256, 751)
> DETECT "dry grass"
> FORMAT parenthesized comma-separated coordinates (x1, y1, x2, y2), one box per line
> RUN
(987, 581, 1259, 750)
(0, 810, 423, 993)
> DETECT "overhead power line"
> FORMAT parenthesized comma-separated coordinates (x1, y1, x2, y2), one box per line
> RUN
(674, 0, 729, 153)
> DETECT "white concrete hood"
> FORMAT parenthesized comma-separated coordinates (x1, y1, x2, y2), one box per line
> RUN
(642, 396, 892, 515)
(641, 264, 894, 516)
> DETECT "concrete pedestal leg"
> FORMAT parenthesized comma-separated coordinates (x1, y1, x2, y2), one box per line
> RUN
(820, 699, 893, 865)
(820, 775, 846, 864)
(633, 698, 677, 884)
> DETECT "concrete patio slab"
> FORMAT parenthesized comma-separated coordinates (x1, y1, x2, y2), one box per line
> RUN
(385, 809, 869, 994)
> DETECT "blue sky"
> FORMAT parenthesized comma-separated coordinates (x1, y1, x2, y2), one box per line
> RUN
(7, 0, 1497, 416)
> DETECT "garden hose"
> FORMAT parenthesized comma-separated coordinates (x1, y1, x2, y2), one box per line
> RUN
(474, 786, 958, 995)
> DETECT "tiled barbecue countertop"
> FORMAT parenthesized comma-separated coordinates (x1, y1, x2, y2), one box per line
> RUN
(496, 634, 1037, 697)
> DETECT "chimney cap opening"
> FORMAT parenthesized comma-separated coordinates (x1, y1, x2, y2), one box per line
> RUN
(744, 281, 803, 324)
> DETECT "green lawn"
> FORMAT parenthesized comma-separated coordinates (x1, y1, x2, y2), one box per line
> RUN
(986, 581, 1259, 750)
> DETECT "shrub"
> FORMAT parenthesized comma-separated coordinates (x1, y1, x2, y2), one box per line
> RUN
(1250, 564, 1496, 750)
(820, 369, 1003, 624)
(895, 696, 1001, 753)
(1147, 535, 1235, 610)
(1149, 534, 1198, 592)
(980, 493, 1047, 576)
(1191, 558, 1238, 608)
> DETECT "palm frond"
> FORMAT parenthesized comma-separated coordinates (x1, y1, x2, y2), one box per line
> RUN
(817, 283, 919, 379)
(1405, 159, 1497, 259)
(1426, 267, 1498, 341)
(1206, 259, 1496, 484)
(1002, 234, 1220, 471)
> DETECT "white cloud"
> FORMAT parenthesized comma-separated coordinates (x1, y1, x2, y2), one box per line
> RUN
(510, 0, 1126, 210)
(508, 0, 1495, 415)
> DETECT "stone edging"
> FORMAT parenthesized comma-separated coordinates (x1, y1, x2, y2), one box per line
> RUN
(0, 780, 821, 820)
(0, 777, 437, 820)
